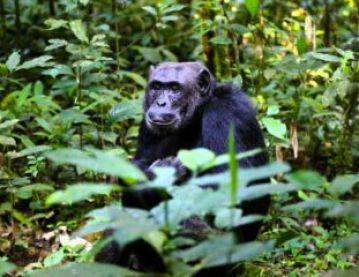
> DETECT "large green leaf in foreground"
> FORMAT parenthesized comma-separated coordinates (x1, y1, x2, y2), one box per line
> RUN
(30, 263, 147, 277)
(45, 148, 146, 183)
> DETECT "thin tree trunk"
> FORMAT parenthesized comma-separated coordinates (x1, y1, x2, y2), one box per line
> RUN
(323, 0, 331, 47)
(0, 0, 5, 31)
(14, 0, 20, 47)
(48, 0, 56, 16)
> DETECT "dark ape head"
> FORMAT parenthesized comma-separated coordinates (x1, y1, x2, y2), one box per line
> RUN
(144, 62, 216, 134)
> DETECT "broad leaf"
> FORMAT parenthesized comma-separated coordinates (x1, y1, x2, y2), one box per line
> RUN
(285, 170, 326, 190)
(0, 119, 19, 130)
(108, 99, 142, 123)
(30, 263, 145, 277)
(209, 36, 232, 45)
(45, 39, 68, 51)
(245, 0, 260, 17)
(283, 199, 337, 212)
(0, 260, 16, 276)
(326, 201, 359, 222)
(329, 174, 359, 195)
(69, 20, 89, 43)
(0, 135, 16, 146)
(137, 47, 162, 63)
(214, 208, 243, 228)
(178, 148, 216, 172)
(45, 18, 68, 30)
(237, 183, 295, 202)
(17, 55, 53, 70)
(46, 183, 119, 205)
(42, 64, 73, 78)
(43, 249, 65, 267)
(6, 52, 21, 71)
(262, 117, 286, 139)
(175, 233, 273, 267)
(142, 6, 157, 16)
(16, 184, 54, 200)
(311, 52, 340, 63)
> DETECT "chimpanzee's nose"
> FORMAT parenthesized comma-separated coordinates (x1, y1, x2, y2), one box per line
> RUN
(149, 112, 175, 124)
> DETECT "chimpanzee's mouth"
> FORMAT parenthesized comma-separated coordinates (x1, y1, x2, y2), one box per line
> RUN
(149, 120, 176, 127)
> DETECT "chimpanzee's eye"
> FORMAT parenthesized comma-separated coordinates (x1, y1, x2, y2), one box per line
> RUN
(171, 84, 180, 92)
(152, 83, 160, 90)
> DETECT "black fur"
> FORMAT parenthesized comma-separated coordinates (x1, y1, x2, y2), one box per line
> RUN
(96, 62, 270, 276)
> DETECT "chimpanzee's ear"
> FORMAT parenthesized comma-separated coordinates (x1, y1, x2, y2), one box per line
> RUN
(198, 69, 214, 96)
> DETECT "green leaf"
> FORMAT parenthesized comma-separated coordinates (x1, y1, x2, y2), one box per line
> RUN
(214, 149, 262, 168)
(46, 183, 118, 205)
(17, 83, 32, 106)
(108, 99, 142, 123)
(137, 47, 162, 63)
(16, 184, 54, 200)
(78, 207, 155, 242)
(0, 260, 16, 276)
(238, 183, 296, 202)
(6, 52, 21, 72)
(58, 108, 89, 124)
(17, 55, 53, 70)
(162, 4, 186, 14)
(69, 20, 89, 43)
(175, 233, 273, 267)
(142, 6, 157, 16)
(209, 36, 232, 45)
(310, 52, 340, 63)
(267, 105, 279, 116)
(245, 0, 260, 17)
(262, 117, 286, 139)
(189, 161, 290, 188)
(296, 36, 308, 55)
(121, 72, 147, 88)
(0, 119, 19, 130)
(335, 234, 359, 255)
(326, 201, 359, 221)
(0, 135, 16, 146)
(152, 186, 222, 227)
(30, 263, 144, 277)
(161, 15, 179, 22)
(43, 249, 65, 267)
(45, 149, 146, 182)
(285, 170, 326, 190)
(112, 220, 158, 247)
(79, 0, 90, 6)
(329, 174, 359, 195)
(160, 48, 178, 62)
(44, 18, 68, 30)
(45, 39, 68, 51)
(215, 208, 242, 228)
(229, 24, 250, 34)
(42, 64, 73, 78)
(0, 63, 8, 74)
(283, 199, 336, 212)
(178, 148, 216, 172)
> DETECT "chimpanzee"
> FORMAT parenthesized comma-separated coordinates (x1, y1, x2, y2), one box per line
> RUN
(96, 62, 270, 275)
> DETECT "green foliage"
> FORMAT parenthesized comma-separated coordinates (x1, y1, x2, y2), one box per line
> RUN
(0, 0, 357, 276)
(30, 263, 142, 277)
(0, 260, 16, 277)
(45, 149, 146, 182)
(245, 0, 260, 17)
(46, 183, 119, 205)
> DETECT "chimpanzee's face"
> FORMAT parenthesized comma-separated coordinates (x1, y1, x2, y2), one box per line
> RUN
(144, 62, 214, 135)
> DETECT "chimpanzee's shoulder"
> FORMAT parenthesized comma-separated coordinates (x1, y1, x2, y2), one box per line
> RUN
(209, 84, 255, 115)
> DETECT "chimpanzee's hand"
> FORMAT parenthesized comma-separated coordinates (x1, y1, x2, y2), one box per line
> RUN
(149, 156, 189, 183)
